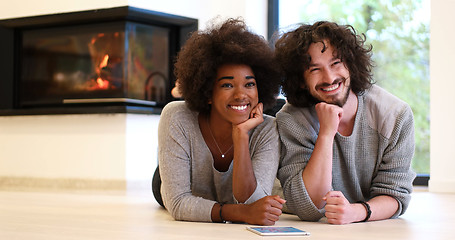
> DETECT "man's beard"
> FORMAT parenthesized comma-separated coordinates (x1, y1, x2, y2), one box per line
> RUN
(309, 77, 351, 107)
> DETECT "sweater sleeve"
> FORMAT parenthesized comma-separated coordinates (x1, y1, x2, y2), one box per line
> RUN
(240, 116, 280, 204)
(158, 102, 215, 222)
(276, 105, 325, 221)
(370, 104, 416, 218)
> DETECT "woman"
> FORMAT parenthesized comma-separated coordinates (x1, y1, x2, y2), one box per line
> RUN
(156, 18, 284, 225)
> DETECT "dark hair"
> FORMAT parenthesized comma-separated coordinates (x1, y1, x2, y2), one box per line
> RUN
(274, 21, 374, 107)
(174, 18, 280, 113)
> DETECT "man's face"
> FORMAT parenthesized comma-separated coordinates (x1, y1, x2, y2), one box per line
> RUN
(302, 41, 351, 107)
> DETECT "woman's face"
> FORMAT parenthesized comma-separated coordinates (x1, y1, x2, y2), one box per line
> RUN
(209, 64, 259, 125)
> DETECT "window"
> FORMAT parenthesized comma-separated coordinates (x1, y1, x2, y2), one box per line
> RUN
(272, 0, 430, 176)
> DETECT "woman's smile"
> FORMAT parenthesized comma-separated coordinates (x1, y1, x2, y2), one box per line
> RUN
(229, 104, 250, 111)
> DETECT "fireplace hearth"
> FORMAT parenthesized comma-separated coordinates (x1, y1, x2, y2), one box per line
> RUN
(0, 6, 197, 115)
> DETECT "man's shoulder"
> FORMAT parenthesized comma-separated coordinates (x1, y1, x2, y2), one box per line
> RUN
(254, 114, 277, 133)
(363, 85, 410, 112)
(362, 85, 413, 138)
(276, 102, 319, 132)
(277, 102, 313, 119)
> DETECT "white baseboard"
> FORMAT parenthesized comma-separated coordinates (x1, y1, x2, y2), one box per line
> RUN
(428, 179, 455, 193)
(0, 176, 127, 191)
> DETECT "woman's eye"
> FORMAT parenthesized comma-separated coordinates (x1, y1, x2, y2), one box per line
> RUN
(245, 82, 256, 87)
(309, 68, 319, 72)
(221, 83, 233, 88)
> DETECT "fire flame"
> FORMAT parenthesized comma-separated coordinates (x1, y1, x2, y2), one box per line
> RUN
(99, 54, 109, 69)
(94, 54, 110, 89)
(87, 32, 123, 91)
(96, 77, 109, 89)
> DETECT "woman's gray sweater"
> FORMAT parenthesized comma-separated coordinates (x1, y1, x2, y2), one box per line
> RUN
(158, 101, 280, 222)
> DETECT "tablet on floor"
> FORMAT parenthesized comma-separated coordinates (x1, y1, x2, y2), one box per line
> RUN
(246, 226, 310, 236)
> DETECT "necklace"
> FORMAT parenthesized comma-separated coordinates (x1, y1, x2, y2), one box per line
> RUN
(206, 117, 233, 158)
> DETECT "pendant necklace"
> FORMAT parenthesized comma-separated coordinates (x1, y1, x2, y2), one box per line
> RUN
(206, 117, 233, 158)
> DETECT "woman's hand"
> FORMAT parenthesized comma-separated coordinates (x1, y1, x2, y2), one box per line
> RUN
(244, 195, 286, 225)
(233, 102, 264, 135)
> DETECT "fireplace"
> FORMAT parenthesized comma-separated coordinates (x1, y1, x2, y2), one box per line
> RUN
(0, 6, 197, 115)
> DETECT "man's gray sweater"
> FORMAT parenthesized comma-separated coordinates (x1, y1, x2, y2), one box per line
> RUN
(276, 85, 416, 221)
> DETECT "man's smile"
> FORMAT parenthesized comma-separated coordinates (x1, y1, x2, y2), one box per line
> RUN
(320, 82, 341, 92)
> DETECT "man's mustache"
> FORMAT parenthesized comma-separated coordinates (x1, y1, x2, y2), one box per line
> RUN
(316, 76, 349, 89)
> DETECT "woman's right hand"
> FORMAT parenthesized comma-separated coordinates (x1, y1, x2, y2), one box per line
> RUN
(244, 195, 286, 225)
(232, 102, 264, 136)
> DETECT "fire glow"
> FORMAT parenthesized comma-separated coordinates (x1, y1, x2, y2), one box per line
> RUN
(95, 54, 110, 89)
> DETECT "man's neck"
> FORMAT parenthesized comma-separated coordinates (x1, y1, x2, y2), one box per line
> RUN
(338, 90, 358, 136)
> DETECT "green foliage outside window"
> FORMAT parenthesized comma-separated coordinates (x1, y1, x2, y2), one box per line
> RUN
(279, 0, 430, 173)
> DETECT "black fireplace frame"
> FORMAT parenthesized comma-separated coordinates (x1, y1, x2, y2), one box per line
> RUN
(0, 6, 198, 115)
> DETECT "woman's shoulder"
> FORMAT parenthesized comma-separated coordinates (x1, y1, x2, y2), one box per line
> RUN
(249, 114, 278, 139)
(161, 101, 195, 118)
(159, 101, 201, 140)
(160, 101, 200, 131)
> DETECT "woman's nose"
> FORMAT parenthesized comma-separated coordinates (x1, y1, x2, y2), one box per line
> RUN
(233, 87, 247, 100)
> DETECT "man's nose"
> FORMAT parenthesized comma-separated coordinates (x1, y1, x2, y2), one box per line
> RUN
(322, 68, 337, 83)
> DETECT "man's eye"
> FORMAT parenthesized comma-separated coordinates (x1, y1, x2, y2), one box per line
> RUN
(310, 68, 319, 72)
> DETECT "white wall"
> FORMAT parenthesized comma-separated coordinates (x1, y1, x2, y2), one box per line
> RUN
(0, 114, 127, 179)
(0, 0, 127, 20)
(0, 0, 268, 36)
(0, 0, 267, 190)
(428, 0, 455, 193)
(125, 114, 161, 188)
(0, 113, 161, 190)
(129, 0, 267, 36)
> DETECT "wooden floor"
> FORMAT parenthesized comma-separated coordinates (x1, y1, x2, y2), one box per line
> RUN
(0, 187, 454, 240)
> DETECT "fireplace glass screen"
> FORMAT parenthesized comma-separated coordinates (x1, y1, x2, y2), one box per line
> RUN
(20, 21, 170, 107)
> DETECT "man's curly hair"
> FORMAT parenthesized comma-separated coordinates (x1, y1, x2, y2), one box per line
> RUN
(274, 21, 374, 108)
(174, 18, 280, 113)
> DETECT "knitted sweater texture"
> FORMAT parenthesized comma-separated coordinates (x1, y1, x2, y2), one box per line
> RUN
(159, 101, 280, 222)
(276, 85, 416, 221)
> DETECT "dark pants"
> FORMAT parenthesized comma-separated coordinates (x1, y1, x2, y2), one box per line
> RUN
(152, 166, 165, 208)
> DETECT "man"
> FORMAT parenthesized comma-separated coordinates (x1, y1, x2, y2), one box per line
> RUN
(274, 21, 416, 224)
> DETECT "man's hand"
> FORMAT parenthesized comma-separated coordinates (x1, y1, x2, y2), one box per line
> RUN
(315, 102, 343, 138)
(323, 191, 366, 225)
